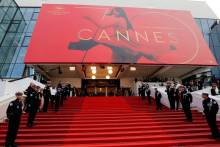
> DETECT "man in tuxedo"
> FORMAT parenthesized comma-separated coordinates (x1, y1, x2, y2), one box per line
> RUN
(155, 88, 162, 111)
(179, 86, 193, 122)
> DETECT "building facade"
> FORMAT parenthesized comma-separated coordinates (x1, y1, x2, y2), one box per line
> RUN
(0, 0, 26, 78)
(0, 0, 220, 81)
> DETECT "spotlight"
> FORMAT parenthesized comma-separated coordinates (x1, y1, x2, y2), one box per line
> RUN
(107, 66, 113, 70)
(108, 69, 113, 74)
(92, 75, 96, 79)
(92, 69, 96, 74)
(130, 66, 136, 71)
(69, 66, 75, 71)
(91, 66, 96, 70)
(106, 75, 110, 79)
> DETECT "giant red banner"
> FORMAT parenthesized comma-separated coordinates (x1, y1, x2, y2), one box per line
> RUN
(25, 4, 217, 65)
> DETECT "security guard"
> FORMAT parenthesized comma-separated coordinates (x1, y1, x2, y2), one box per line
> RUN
(155, 88, 162, 110)
(175, 87, 180, 110)
(5, 92, 23, 147)
(146, 85, 151, 105)
(166, 83, 175, 110)
(25, 84, 40, 127)
(202, 93, 220, 139)
(180, 86, 193, 122)
(43, 83, 51, 112)
(60, 86, 66, 106)
(55, 87, 62, 112)
(140, 83, 146, 100)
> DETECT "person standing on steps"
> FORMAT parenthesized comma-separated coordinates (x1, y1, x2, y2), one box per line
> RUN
(60, 86, 66, 106)
(5, 92, 23, 147)
(202, 93, 220, 139)
(175, 85, 180, 110)
(155, 88, 162, 111)
(55, 87, 62, 112)
(66, 84, 71, 98)
(146, 85, 151, 105)
(25, 84, 40, 127)
(50, 86, 57, 108)
(179, 86, 193, 122)
(138, 85, 142, 97)
(140, 82, 146, 100)
(165, 82, 175, 110)
(43, 82, 51, 112)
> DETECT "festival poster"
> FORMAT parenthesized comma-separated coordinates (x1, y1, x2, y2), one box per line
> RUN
(25, 4, 217, 66)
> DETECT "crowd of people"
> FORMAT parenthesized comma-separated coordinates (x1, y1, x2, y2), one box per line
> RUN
(183, 78, 220, 95)
(5, 82, 72, 147)
(4, 80, 220, 147)
(139, 77, 220, 94)
(138, 81, 220, 140)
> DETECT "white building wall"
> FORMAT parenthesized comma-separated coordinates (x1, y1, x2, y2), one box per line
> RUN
(0, 78, 45, 122)
(0, 80, 6, 97)
(15, 0, 218, 19)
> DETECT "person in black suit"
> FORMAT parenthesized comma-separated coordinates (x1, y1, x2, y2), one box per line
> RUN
(140, 82, 146, 100)
(179, 86, 193, 122)
(146, 85, 151, 105)
(202, 93, 220, 139)
(155, 88, 162, 111)
(25, 84, 40, 127)
(43, 82, 51, 112)
(5, 92, 23, 147)
(166, 82, 175, 110)
(55, 87, 62, 112)
(211, 83, 219, 96)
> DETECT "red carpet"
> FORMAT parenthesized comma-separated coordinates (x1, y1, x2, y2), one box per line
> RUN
(0, 96, 220, 146)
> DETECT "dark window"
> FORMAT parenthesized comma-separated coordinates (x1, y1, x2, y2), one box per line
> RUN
(31, 12, 39, 20)
(211, 33, 220, 46)
(22, 36, 31, 47)
(10, 63, 25, 78)
(200, 19, 210, 34)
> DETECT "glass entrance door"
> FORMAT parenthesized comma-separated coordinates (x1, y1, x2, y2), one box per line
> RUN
(82, 79, 120, 96)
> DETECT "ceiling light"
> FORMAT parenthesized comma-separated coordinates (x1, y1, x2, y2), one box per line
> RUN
(69, 66, 75, 71)
(108, 69, 113, 74)
(92, 69, 96, 74)
(91, 66, 96, 70)
(130, 66, 136, 71)
(106, 75, 110, 79)
(92, 75, 96, 79)
(107, 66, 112, 70)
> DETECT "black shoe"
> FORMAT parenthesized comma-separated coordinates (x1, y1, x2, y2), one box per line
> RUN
(5, 143, 12, 147)
(187, 119, 193, 122)
(12, 143, 18, 147)
(212, 134, 220, 140)
(27, 123, 33, 128)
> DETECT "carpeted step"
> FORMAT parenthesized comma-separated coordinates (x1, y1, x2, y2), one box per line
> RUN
(0, 96, 219, 146)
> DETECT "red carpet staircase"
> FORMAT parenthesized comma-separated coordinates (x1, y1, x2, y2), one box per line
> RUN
(0, 96, 220, 147)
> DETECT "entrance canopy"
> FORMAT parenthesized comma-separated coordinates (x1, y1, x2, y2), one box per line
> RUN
(25, 4, 217, 66)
